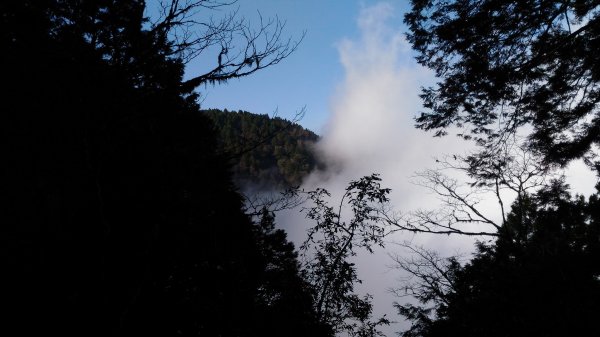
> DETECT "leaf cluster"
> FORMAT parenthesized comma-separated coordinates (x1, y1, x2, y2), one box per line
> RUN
(406, 0, 600, 168)
(300, 174, 391, 336)
(396, 182, 600, 337)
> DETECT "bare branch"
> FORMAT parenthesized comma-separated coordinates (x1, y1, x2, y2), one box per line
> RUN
(390, 242, 462, 307)
(242, 186, 306, 218)
(149, 1, 304, 90)
(380, 140, 556, 237)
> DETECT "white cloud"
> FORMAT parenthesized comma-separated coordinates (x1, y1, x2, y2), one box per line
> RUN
(305, 1, 473, 226)
(293, 2, 479, 333)
(278, 2, 598, 335)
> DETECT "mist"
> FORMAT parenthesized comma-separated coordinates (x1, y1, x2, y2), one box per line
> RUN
(275, 2, 598, 335)
(279, 3, 479, 333)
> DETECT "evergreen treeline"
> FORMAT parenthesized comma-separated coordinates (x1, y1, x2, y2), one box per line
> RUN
(1, 2, 328, 337)
(397, 181, 600, 337)
(204, 109, 320, 190)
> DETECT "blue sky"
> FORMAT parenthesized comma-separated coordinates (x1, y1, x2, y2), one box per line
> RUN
(185, 0, 412, 133)
(178, 2, 598, 334)
(183, 3, 449, 332)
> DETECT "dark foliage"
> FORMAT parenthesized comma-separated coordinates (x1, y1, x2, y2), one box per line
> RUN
(405, 0, 600, 168)
(1, 1, 322, 336)
(252, 208, 332, 337)
(205, 108, 320, 189)
(243, 174, 394, 336)
(301, 174, 391, 336)
(397, 181, 600, 337)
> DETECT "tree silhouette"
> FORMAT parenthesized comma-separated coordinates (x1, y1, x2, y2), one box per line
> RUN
(251, 208, 332, 337)
(300, 174, 391, 336)
(1, 1, 310, 336)
(405, 0, 600, 169)
(394, 181, 600, 337)
(242, 175, 394, 336)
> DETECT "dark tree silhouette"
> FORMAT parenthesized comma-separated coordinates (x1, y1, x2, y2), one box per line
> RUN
(243, 175, 394, 336)
(1, 1, 313, 337)
(394, 181, 600, 337)
(300, 174, 391, 337)
(405, 0, 600, 169)
(251, 208, 332, 337)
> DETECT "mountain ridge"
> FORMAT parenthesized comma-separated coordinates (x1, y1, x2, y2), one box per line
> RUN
(204, 108, 322, 190)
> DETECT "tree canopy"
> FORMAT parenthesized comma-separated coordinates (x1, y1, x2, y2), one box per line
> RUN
(205, 108, 321, 189)
(7, 1, 600, 336)
(403, 2, 600, 333)
(395, 181, 600, 337)
(405, 0, 600, 168)
(2, 1, 322, 336)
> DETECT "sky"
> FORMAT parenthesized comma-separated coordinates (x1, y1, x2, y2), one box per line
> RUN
(187, 0, 411, 133)
(184, 1, 598, 335)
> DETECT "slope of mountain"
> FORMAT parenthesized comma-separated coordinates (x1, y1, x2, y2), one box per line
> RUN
(204, 109, 321, 190)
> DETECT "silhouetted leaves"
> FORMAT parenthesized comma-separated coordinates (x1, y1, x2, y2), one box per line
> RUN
(301, 174, 391, 336)
(406, 0, 600, 168)
(396, 182, 600, 337)
(1, 1, 317, 336)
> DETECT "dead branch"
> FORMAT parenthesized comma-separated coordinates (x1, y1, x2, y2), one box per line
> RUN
(150, 0, 304, 90)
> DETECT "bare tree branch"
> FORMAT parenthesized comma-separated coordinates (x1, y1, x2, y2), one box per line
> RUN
(390, 242, 462, 307)
(379, 140, 557, 237)
(242, 186, 306, 219)
(149, 1, 304, 90)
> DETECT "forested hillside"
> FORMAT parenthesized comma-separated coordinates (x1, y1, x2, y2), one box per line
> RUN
(204, 109, 321, 190)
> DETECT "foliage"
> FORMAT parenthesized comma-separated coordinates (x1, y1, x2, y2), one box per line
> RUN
(242, 174, 393, 336)
(205, 108, 321, 189)
(250, 208, 332, 337)
(1, 1, 317, 336)
(405, 0, 600, 168)
(300, 174, 392, 336)
(395, 181, 600, 337)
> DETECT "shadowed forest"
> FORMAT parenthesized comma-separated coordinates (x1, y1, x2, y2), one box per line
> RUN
(205, 108, 321, 190)
(2, 1, 600, 337)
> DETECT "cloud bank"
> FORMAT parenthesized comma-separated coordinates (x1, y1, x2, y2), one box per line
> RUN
(280, 2, 597, 334)
(304, 2, 473, 244)
(294, 3, 478, 333)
